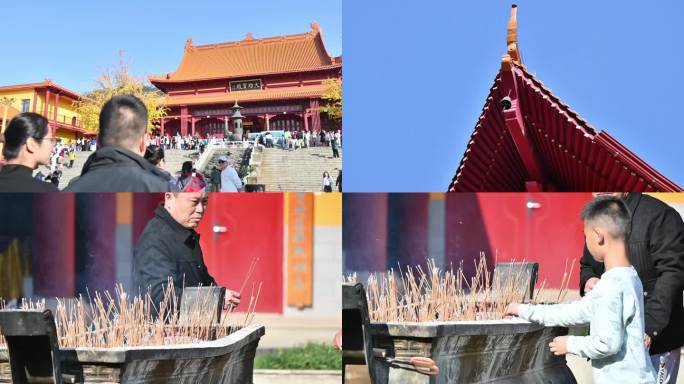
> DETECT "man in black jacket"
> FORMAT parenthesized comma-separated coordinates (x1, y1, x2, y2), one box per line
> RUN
(580, 193, 684, 383)
(133, 192, 240, 312)
(65, 95, 176, 192)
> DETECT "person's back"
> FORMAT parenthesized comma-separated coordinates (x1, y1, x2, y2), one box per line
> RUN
(65, 95, 176, 192)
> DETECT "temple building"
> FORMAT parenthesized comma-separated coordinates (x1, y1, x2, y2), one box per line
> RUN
(0, 80, 88, 143)
(448, 5, 681, 192)
(149, 22, 341, 138)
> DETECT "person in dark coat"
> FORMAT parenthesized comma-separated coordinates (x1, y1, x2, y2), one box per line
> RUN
(143, 144, 174, 187)
(580, 192, 684, 381)
(0, 112, 58, 192)
(331, 134, 339, 158)
(335, 169, 342, 192)
(133, 192, 241, 312)
(210, 166, 221, 192)
(65, 95, 177, 192)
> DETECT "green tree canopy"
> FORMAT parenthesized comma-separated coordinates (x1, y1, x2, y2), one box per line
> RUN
(320, 78, 342, 125)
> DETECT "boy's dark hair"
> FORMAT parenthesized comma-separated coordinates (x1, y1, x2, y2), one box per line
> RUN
(2, 112, 49, 160)
(144, 144, 164, 165)
(181, 161, 193, 175)
(580, 195, 631, 240)
(99, 95, 148, 149)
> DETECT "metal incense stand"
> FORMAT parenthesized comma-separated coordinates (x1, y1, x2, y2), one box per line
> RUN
(0, 309, 76, 383)
(344, 262, 576, 384)
(0, 287, 228, 384)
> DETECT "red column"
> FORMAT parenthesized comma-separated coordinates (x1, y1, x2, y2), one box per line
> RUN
(160, 118, 165, 136)
(304, 112, 309, 131)
(309, 99, 321, 131)
(191, 116, 196, 136)
(53, 93, 59, 122)
(33, 194, 75, 296)
(43, 89, 50, 118)
(180, 106, 188, 136)
(32, 92, 37, 112)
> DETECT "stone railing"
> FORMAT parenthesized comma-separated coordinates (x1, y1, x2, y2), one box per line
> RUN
(245, 144, 264, 184)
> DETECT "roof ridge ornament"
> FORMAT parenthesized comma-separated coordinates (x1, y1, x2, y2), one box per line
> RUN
(502, 4, 522, 70)
(311, 21, 321, 33)
(185, 38, 195, 52)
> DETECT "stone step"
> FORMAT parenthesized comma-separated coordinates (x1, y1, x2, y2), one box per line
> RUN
(257, 147, 342, 192)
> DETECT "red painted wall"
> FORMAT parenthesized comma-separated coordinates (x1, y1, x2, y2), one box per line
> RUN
(33, 194, 75, 296)
(197, 193, 284, 313)
(446, 193, 592, 288)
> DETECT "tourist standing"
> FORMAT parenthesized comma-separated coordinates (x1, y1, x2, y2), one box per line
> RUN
(331, 134, 339, 158)
(322, 171, 333, 192)
(210, 165, 221, 192)
(336, 169, 342, 192)
(68, 149, 76, 168)
(217, 155, 242, 192)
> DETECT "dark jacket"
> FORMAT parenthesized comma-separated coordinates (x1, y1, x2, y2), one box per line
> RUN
(133, 206, 216, 309)
(0, 164, 59, 192)
(580, 193, 684, 355)
(64, 147, 177, 192)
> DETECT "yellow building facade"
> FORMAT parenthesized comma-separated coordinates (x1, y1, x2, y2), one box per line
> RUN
(0, 80, 91, 152)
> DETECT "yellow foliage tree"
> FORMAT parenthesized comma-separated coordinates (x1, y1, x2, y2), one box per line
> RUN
(320, 78, 342, 125)
(75, 52, 167, 134)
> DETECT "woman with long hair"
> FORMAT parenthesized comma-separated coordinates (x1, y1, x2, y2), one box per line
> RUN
(322, 171, 333, 192)
(0, 112, 58, 191)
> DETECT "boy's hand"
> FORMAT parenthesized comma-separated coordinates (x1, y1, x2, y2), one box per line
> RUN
(584, 277, 600, 294)
(549, 336, 569, 356)
(504, 303, 520, 317)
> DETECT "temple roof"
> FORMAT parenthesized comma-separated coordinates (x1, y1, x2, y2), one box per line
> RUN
(163, 83, 330, 107)
(448, 5, 681, 192)
(0, 80, 82, 101)
(149, 22, 340, 85)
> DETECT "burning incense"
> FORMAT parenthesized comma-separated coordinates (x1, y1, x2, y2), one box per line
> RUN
(365, 254, 576, 323)
(0, 278, 262, 349)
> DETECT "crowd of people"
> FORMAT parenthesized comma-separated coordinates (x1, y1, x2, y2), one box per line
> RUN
(257, 128, 341, 158)
(148, 134, 207, 153)
(0, 95, 341, 192)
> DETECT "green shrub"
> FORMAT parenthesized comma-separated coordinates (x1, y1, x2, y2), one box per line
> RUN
(254, 342, 342, 370)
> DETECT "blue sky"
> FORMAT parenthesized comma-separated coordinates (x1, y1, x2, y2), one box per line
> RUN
(0, 0, 341, 93)
(344, 0, 684, 191)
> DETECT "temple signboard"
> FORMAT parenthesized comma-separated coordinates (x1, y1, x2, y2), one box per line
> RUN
(229, 79, 262, 92)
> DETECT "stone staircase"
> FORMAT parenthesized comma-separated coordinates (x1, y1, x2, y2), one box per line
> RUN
(41, 149, 197, 190)
(161, 149, 199, 180)
(257, 147, 342, 192)
(201, 147, 249, 190)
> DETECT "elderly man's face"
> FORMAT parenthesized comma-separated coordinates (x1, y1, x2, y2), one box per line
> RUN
(164, 192, 209, 228)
